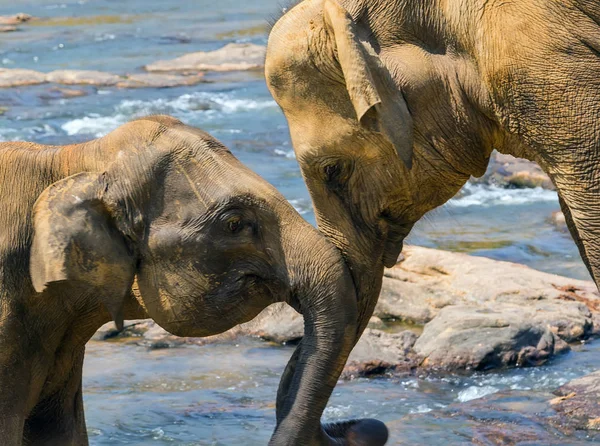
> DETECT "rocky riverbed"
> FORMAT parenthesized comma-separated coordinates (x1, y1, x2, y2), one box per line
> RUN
(2, 0, 597, 443)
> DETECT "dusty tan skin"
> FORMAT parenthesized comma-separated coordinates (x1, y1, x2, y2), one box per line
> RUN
(0, 116, 386, 445)
(266, 0, 600, 339)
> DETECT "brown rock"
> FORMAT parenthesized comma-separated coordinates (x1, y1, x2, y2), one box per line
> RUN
(0, 25, 17, 32)
(45, 70, 122, 86)
(551, 371, 600, 430)
(144, 43, 266, 73)
(116, 73, 206, 89)
(0, 69, 47, 88)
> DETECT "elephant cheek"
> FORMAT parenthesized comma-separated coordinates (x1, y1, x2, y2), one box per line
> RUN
(136, 263, 212, 333)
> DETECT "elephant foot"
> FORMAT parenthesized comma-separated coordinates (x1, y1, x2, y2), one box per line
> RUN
(323, 418, 389, 446)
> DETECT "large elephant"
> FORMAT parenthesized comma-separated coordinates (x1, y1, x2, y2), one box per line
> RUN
(0, 116, 385, 445)
(266, 0, 600, 333)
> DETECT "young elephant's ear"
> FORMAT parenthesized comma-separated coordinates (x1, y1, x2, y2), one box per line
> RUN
(323, 0, 414, 168)
(30, 172, 136, 330)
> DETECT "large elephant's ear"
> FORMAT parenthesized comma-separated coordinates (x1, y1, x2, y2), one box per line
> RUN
(323, 0, 413, 168)
(30, 172, 136, 330)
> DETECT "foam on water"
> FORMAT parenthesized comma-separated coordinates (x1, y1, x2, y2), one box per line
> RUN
(61, 92, 277, 137)
(449, 183, 558, 207)
(456, 385, 499, 402)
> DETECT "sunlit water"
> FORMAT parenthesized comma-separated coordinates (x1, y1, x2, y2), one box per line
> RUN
(1, 0, 597, 444)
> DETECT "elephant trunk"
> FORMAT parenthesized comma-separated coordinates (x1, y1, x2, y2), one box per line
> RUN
(270, 220, 388, 445)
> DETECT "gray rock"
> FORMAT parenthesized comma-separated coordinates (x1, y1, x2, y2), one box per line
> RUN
(413, 305, 566, 370)
(144, 43, 266, 73)
(0, 69, 47, 88)
(551, 371, 600, 430)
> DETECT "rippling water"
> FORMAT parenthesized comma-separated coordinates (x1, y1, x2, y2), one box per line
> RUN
(1, 0, 597, 444)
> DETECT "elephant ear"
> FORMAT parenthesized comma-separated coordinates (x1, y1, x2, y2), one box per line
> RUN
(323, 0, 414, 168)
(30, 172, 136, 330)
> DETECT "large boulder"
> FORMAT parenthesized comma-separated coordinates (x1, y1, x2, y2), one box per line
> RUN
(377, 246, 598, 335)
(413, 305, 569, 370)
(144, 43, 266, 73)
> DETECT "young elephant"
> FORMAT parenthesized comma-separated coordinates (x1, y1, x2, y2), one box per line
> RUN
(0, 116, 386, 445)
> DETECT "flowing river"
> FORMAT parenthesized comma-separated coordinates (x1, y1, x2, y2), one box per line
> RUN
(1, 0, 598, 444)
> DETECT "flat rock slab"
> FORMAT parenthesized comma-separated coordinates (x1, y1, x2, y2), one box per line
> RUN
(45, 70, 122, 86)
(0, 68, 206, 89)
(378, 246, 599, 338)
(0, 25, 17, 32)
(144, 43, 266, 72)
(0, 69, 47, 88)
(115, 73, 206, 88)
(551, 371, 600, 430)
(0, 13, 33, 25)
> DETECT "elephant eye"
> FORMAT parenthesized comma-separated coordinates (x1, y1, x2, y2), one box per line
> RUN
(323, 163, 341, 183)
(227, 216, 244, 234)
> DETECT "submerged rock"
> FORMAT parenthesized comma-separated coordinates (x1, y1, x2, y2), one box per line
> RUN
(551, 371, 600, 431)
(144, 43, 266, 73)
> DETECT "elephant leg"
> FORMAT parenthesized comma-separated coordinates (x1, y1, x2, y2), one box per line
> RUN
(23, 348, 88, 446)
(553, 176, 600, 287)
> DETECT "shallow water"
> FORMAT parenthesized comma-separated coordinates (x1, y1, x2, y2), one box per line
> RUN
(1, 0, 597, 444)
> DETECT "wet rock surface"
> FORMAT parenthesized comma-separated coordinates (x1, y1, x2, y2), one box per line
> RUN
(551, 371, 600, 431)
(144, 43, 266, 73)
(388, 390, 599, 445)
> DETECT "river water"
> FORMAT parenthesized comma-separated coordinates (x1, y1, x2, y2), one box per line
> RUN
(1, 0, 598, 444)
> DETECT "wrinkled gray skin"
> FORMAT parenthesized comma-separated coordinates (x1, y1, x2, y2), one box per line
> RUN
(266, 0, 600, 339)
(0, 116, 386, 445)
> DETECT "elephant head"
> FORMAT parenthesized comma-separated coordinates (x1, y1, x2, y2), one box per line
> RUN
(266, 0, 493, 333)
(28, 117, 387, 445)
